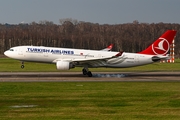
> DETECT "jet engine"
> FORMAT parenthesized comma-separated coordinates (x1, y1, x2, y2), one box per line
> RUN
(56, 61, 75, 70)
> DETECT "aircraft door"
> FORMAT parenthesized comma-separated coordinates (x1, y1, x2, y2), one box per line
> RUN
(98, 54, 101, 58)
(135, 55, 139, 63)
(18, 48, 23, 55)
(43, 52, 48, 57)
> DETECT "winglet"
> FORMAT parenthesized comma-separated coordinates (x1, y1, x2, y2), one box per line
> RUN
(101, 44, 113, 51)
(107, 44, 113, 50)
(114, 51, 123, 57)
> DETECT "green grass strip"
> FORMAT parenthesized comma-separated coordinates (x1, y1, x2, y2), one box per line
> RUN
(0, 82, 180, 120)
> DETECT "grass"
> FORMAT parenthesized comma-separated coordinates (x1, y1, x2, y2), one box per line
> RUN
(1, 58, 180, 72)
(0, 82, 180, 120)
(0, 58, 180, 119)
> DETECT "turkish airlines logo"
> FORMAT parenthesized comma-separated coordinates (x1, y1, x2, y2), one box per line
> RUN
(152, 38, 169, 55)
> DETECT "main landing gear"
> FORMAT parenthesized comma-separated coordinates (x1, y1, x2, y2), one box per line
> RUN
(82, 68, 92, 77)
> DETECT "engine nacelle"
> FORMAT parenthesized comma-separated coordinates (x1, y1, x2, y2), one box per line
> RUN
(56, 61, 74, 70)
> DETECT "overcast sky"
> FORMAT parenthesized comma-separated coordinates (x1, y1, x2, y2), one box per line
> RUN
(0, 0, 179, 24)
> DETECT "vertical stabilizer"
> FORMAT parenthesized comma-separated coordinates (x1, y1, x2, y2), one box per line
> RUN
(139, 30, 177, 55)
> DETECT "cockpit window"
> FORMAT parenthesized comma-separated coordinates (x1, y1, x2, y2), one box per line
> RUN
(10, 49, 14, 51)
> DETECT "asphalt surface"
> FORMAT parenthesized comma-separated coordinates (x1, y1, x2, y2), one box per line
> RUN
(0, 72, 180, 82)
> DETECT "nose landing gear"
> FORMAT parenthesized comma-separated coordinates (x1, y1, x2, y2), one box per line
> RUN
(21, 61, 24, 69)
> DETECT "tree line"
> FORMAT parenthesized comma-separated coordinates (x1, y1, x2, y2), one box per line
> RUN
(0, 19, 180, 57)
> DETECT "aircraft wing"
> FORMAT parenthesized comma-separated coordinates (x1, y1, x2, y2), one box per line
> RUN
(53, 52, 123, 67)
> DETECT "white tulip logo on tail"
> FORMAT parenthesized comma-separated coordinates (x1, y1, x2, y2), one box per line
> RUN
(152, 38, 169, 55)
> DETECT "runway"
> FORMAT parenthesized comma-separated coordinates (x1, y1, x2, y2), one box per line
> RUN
(0, 72, 180, 82)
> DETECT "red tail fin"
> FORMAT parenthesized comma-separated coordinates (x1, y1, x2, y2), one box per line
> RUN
(138, 30, 177, 55)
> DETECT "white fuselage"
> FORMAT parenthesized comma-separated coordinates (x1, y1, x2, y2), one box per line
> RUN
(4, 46, 155, 68)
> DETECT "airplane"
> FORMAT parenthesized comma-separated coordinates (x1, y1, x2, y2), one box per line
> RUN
(4, 30, 177, 77)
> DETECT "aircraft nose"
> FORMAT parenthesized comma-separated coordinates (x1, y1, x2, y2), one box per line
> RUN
(4, 51, 7, 56)
(4, 51, 9, 57)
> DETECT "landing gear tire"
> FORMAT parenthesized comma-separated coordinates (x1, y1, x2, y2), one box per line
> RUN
(82, 68, 92, 77)
(82, 68, 87, 75)
(21, 65, 24, 69)
(87, 71, 92, 77)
